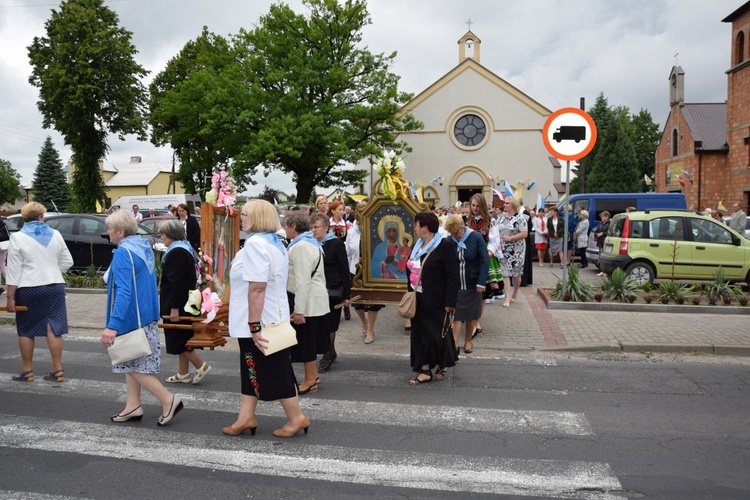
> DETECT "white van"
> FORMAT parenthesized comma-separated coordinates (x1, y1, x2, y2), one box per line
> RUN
(111, 194, 202, 213)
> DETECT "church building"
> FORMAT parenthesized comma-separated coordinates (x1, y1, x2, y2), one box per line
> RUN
(655, 1, 750, 212)
(363, 30, 560, 209)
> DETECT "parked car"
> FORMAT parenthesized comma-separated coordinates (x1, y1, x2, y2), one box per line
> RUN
(140, 215, 179, 234)
(2, 216, 19, 234)
(599, 210, 750, 285)
(44, 213, 159, 270)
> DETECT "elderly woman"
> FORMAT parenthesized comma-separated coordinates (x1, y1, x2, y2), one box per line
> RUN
(407, 212, 459, 385)
(444, 214, 488, 357)
(284, 211, 329, 395)
(176, 203, 200, 250)
(158, 219, 211, 385)
(223, 200, 309, 438)
(101, 210, 183, 426)
(7, 202, 73, 382)
(574, 210, 590, 269)
(495, 196, 528, 308)
(310, 214, 351, 373)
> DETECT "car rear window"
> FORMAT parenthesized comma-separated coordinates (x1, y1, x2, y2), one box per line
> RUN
(608, 215, 626, 237)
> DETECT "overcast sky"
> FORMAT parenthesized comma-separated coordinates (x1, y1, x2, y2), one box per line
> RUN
(0, 0, 740, 197)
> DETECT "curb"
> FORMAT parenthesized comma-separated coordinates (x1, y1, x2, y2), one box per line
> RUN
(65, 287, 106, 294)
(540, 342, 750, 356)
(536, 287, 750, 315)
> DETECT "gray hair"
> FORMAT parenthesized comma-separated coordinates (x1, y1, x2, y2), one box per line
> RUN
(284, 211, 310, 233)
(158, 219, 186, 241)
(106, 209, 138, 237)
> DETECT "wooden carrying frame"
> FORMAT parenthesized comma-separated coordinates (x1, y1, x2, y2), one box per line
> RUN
(158, 202, 240, 349)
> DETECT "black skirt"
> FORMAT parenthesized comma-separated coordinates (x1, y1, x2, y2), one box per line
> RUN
(325, 295, 343, 333)
(164, 323, 195, 355)
(410, 297, 457, 371)
(238, 337, 298, 401)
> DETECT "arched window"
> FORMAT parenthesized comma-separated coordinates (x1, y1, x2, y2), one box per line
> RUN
(672, 129, 678, 157)
(736, 31, 745, 65)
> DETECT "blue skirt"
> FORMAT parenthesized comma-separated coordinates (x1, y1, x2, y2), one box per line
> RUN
(16, 283, 68, 338)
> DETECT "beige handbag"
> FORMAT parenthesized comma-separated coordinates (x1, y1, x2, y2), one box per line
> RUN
(108, 249, 152, 365)
(261, 242, 298, 356)
(397, 247, 434, 319)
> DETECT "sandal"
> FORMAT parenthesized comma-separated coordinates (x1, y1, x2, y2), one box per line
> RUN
(434, 368, 447, 381)
(317, 358, 332, 373)
(298, 378, 320, 395)
(166, 372, 192, 384)
(42, 369, 64, 382)
(12, 370, 34, 382)
(472, 328, 482, 339)
(192, 363, 212, 384)
(364, 333, 375, 344)
(409, 368, 433, 386)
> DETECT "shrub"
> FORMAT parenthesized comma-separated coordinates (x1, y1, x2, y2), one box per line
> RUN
(691, 296, 702, 305)
(660, 295, 670, 304)
(594, 293, 604, 303)
(739, 296, 749, 306)
(626, 294, 637, 303)
(642, 293, 653, 304)
(704, 267, 738, 300)
(723, 295, 733, 306)
(676, 295, 685, 305)
(642, 282, 654, 293)
(600, 268, 640, 302)
(658, 281, 689, 301)
(550, 267, 595, 302)
(708, 296, 719, 306)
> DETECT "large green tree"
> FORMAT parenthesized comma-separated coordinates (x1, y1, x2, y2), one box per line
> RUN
(32, 137, 71, 212)
(0, 159, 22, 207)
(234, 0, 422, 202)
(28, 0, 148, 212)
(630, 109, 661, 190)
(149, 29, 249, 195)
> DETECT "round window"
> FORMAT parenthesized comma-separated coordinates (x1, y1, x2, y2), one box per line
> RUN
(453, 114, 487, 147)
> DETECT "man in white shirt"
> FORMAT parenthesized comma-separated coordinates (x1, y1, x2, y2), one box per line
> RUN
(132, 205, 143, 221)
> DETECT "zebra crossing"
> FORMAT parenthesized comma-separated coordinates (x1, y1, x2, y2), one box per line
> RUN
(0, 334, 625, 499)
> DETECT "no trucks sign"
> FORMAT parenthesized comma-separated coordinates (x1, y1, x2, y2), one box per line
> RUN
(542, 107, 597, 161)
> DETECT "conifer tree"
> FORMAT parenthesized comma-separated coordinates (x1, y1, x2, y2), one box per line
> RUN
(32, 137, 71, 212)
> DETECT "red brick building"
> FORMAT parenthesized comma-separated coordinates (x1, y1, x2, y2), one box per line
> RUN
(655, 2, 750, 212)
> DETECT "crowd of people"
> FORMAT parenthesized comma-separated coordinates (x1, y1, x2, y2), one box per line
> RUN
(5, 193, 624, 433)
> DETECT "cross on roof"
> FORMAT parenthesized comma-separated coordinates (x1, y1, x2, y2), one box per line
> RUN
(466, 18, 473, 31)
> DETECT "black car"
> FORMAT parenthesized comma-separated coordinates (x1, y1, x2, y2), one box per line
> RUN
(44, 213, 159, 270)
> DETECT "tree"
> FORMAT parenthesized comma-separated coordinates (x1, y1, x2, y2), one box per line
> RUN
(586, 110, 640, 193)
(630, 109, 661, 190)
(258, 185, 281, 204)
(28, 0, 148, 212)
(149, 28, 250, 195)
(233, 0, 421, 203)
(0, 159, 22, 207)
(32, 137, 71, 212)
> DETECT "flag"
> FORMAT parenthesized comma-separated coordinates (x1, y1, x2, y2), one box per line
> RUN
(51, 199, 59, 213)
(718, 199, 727, 212)
(504, 181, 517, 198)
(536, 193, 545, 211)
(680, 169, 694, 184)
(677, 175, 685, 187)
(644, 174, 653, 186)
(491, 188, 505, 201)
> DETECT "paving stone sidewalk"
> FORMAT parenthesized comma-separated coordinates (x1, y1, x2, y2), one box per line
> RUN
(3, 264, 748, 356)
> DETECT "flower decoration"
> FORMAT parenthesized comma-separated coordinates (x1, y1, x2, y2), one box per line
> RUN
(205, 165, 237, 214)
(376, 149, 409, 202)
(184, 249, 222, 323)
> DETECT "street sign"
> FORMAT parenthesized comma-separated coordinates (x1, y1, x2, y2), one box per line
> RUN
(542, 107, 597, 161)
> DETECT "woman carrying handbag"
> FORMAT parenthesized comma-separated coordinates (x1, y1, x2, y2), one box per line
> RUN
(101, 210, 184, 426)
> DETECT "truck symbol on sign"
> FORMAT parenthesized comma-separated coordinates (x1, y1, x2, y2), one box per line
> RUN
(552, 126, 586, 143)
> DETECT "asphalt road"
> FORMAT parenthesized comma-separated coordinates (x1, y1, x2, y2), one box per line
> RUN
(1, 328, 749, 499)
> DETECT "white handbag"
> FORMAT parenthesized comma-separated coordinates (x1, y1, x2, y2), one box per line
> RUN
(261, 242, 298, 356)
(108, 249, 152, 365)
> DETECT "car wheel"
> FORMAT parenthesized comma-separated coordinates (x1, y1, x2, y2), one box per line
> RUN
(624, 261, 655, 285)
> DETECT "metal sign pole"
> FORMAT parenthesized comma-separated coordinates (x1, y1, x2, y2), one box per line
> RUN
(561, 160, 571, 298)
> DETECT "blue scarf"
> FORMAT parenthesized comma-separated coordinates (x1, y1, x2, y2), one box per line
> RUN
(163, 239, 196, 263)
(320, 230, 337, 244)
(452, 226, 474, 252)
(287, 230, 324, 254)
(20, 220, 53, 247)
(118, 235, 155, 275)
(247, 231, 287, 256)
(410, 232, 444, 261)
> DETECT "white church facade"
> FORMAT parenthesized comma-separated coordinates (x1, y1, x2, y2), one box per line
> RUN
(363, 31, 562, 209)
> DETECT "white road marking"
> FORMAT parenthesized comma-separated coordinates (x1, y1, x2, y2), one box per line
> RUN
(0, 415, 622, 498)
(0, 374, 591, 435)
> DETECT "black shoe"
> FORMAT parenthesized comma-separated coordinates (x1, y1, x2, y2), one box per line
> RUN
(157, 396, 183, 426)
(344, 306, 351, 320)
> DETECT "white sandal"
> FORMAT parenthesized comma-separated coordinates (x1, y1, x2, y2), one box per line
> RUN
(166, 372, 191, 384)
(192, 363, 212, 384)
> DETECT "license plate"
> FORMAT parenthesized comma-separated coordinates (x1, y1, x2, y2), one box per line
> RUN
(604, 244, 613, 253)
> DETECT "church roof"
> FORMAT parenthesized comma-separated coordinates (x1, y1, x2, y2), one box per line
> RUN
(402, 56, 552, 117)
(681, 103, 728, 151)
(722, 1, 750, 22)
